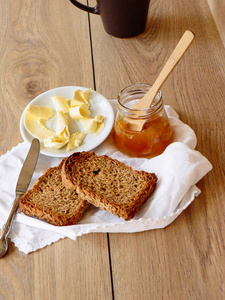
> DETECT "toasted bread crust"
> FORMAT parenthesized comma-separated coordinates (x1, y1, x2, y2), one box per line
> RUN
(61, 152, 157, 220)
(19, 159, 90, 226)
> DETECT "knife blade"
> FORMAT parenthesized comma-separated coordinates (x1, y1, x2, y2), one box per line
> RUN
(16, 138, 40, 195)
(0, 138, 40, 257)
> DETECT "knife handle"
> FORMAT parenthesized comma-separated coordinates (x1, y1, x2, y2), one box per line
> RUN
(1, 194, 21, 239)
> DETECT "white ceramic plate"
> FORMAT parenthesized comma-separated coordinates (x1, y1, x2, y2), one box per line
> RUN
(20, 86, 114, 157)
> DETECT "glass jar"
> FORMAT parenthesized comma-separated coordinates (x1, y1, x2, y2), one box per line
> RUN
(113, 83, 173, 158)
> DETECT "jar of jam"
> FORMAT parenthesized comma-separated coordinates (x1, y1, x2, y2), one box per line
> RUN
(113, 83, 173, 158)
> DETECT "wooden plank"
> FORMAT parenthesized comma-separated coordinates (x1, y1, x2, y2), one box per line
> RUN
(0, 235, 112, 300)
(0, 0, 95, 153)
(207, 0, 225, 47)
(89, 0, 225, 298)
(0, 1, 112, 299)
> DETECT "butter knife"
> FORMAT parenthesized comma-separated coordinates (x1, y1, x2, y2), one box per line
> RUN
(0, 138, 40, 257)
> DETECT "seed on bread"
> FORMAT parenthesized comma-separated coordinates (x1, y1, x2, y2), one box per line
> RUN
(19, 159, 90, 226)
(61, 152, 157, 220)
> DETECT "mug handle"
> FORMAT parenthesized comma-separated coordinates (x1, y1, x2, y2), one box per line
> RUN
(69, 0, 99, 14)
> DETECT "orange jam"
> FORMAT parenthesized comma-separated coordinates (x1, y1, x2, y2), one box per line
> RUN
(113, 83, 173, 158)
(113, 115, 173, 158)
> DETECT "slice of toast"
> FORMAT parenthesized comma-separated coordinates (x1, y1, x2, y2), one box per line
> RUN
(19, 159, 90, 226)
(61, 152, 157, 220)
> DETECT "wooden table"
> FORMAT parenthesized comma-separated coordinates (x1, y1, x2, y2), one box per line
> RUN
(0, 0, 224, 299)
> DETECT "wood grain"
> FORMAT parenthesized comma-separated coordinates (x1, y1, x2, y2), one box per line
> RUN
(0, 0, 224, 299)
(89, 0, 225, 298)
(0, 0, 94, 155)
(207, 0, 225, 47)
(0, 235, 112, 300)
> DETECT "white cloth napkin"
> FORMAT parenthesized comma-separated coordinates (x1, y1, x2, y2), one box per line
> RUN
(0, 102, 212, 254)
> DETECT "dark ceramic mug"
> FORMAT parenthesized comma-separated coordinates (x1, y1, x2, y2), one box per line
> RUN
(69, 0, 150, 38)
